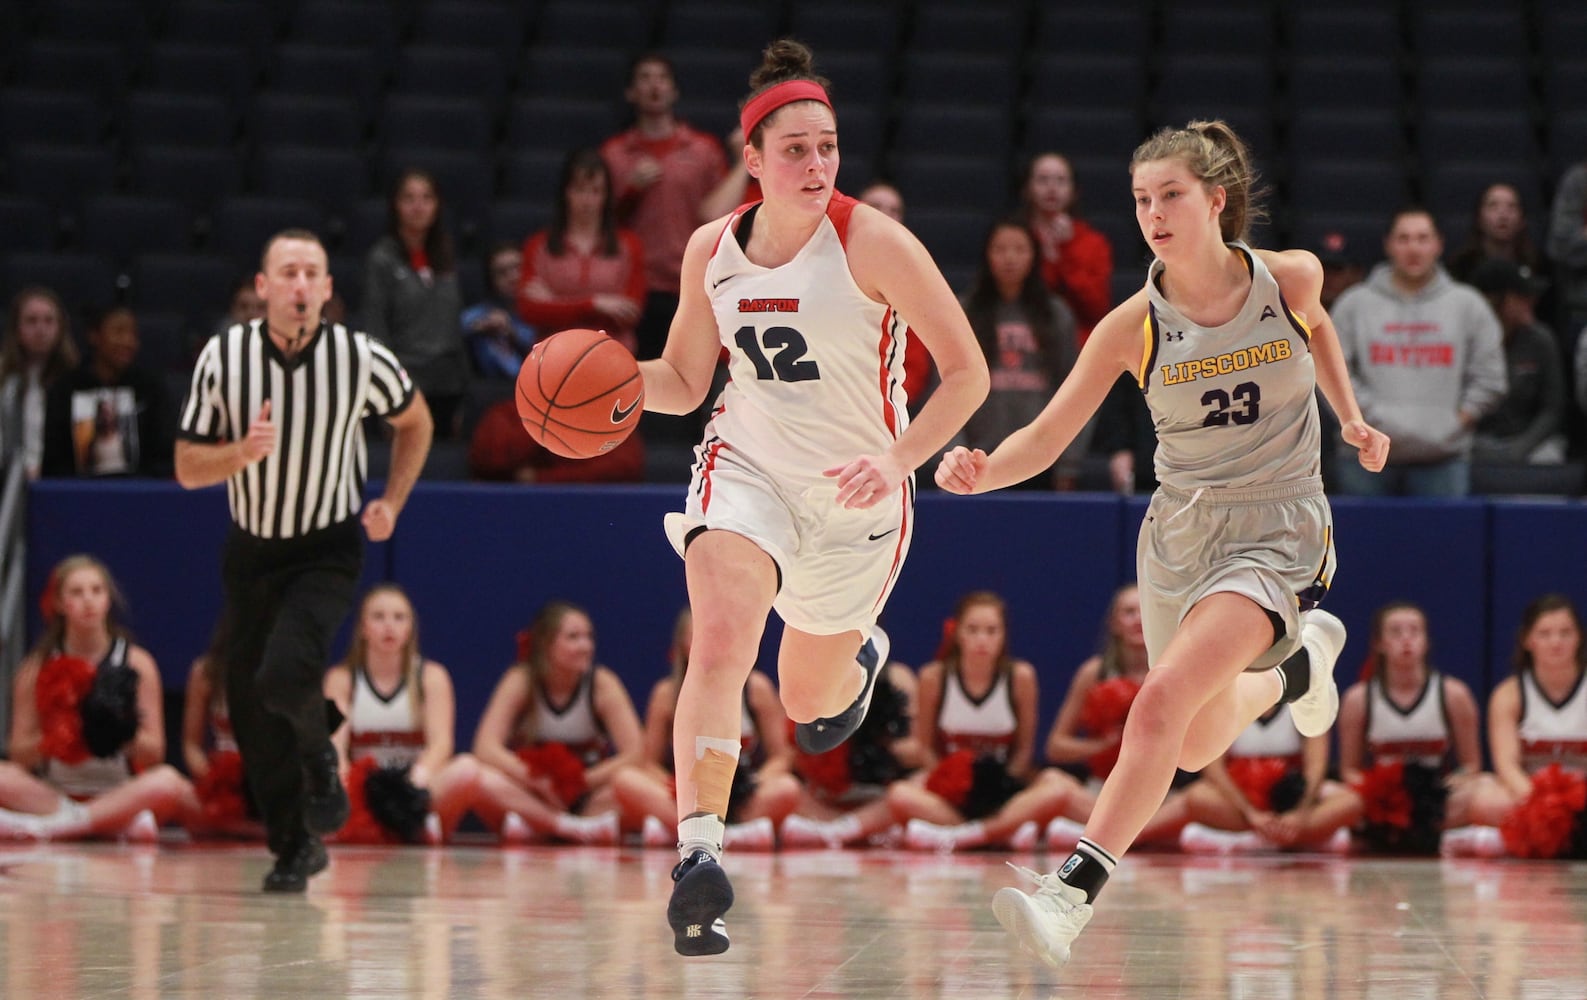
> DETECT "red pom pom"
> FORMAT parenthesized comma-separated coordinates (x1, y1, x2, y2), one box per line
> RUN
(515, 628, 535, 664)
(1227, 756, 1290, 811)
(1501, 764, 1587, 859)
(1081, 677, 1140, 778)
(518, 743, 589, 807)
(35, 655, 97, 766)
(195, 749, 251, 826)
(935, 617, 959, 663)
(925, 749, 976, 809)
(796, 744, 852, 802)
(338, 756, 403, 845)
(1352, 761, 1412, 829)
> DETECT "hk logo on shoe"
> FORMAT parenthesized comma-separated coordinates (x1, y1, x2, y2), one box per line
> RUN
(686, 925, 703, 938)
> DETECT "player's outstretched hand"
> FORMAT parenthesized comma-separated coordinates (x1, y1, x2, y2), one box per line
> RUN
(1341, 420, 1390, 473)
(824, 452, 906, 509)
(934, 446, 988, 495)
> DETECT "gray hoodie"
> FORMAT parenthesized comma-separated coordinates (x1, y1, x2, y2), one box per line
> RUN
(1330, 263, 1507, 464)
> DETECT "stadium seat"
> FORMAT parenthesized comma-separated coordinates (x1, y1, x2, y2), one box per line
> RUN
(121, 91, 235, 147)
(81, 196, 194, 263)
(127, 145, 245, 215)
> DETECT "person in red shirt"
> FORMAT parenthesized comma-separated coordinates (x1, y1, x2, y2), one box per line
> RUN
(1020, 153, 1114, 345)
(515, 148, 646, 355)
(600, 53, 728, 361)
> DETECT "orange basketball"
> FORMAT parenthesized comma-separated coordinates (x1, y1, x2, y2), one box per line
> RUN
(515, 328, 644, 459)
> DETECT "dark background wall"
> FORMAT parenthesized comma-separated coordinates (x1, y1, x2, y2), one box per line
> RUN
(25, 481, 1587, 766)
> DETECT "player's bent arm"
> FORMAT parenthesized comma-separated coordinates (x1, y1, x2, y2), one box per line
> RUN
(641, 680, 678, 769)
(972, 297, 1140, 493)
(639, 222, 729, 415)
(1007, 661, 1040, 779)
(1265, 251, 1365, 427)
(412, 662, 457, 787)
(128, 646, 166, 770)
(174, 438, 253, 490)
(381, 389, 433, 515)
(586, 667, 644, 787)
(1045, 658, 1103, 764)
(847, 208, 989, 472)
(181, 660, 212, 778)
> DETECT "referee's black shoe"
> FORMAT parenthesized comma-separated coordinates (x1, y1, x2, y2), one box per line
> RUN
(302, 744, 350, 834)
(262, 835, 328, 893)
(794, 627, 889, 754)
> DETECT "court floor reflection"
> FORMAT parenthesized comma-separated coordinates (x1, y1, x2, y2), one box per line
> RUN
(0, 842, 1582, 998)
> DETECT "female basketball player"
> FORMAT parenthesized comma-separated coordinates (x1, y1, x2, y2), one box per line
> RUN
(935, 120, 1390, 969)
(634, 39, 988, 955)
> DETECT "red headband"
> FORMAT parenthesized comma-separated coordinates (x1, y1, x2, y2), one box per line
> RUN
(740, 79, 832, 140)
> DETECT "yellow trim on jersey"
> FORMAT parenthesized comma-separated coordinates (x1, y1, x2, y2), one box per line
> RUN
(1138, 313, 1153, 387)
(1286, 304, 1314, 342)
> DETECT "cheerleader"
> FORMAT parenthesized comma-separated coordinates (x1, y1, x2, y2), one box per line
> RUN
(1178, 706, 1354, 853)
(2, 554, 199, 841)
(470, 600, 642, 844)
(613, 609, 802, 850)
(181, 636, 263, 839)
(1452, 594, 1587, 858)
(323, 584, 483, 844)
(886, 591, 1090, 851)
(1335, 601, 1485, 854)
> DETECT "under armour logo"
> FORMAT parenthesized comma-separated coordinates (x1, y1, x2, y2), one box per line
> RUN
(1164, 330, 1185, 342)
(686, 925, 702, 938)
(1260, 305, 1277, 321)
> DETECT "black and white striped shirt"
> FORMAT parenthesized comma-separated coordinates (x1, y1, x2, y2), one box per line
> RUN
(178, 319, 415, 539)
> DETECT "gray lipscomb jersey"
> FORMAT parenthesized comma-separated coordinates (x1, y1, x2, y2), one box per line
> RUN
(1137, 243, 1322, 490)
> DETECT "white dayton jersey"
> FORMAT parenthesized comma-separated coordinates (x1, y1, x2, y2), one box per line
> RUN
(1517, 668, 1587, 774)
(347, 666, 425, 769)
(1365, 671, 1452, 768)
(702, 193, 911, 482)
(1228, 706, 1304, 760)
(935, 665, 1018, 763)
(1140, 243, 1322, 491)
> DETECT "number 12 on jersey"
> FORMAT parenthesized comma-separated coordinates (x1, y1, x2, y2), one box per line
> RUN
(734, 325, 821, 382)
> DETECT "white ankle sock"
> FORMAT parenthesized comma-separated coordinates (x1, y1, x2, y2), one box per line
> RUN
(678, 813, 725, 861)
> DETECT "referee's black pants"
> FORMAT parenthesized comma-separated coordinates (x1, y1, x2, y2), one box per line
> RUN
(221, 518, 361, 857)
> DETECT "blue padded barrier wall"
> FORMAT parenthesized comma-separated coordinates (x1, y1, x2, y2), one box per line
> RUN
(1487, 501, 1587, 688)
(22, 481, 1585, 765)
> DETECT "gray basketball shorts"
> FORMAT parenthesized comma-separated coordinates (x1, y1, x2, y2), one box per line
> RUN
(1136, 476, 1333, 672)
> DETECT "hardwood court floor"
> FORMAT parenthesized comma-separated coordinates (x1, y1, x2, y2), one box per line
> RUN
(0, 841, 1584, 999)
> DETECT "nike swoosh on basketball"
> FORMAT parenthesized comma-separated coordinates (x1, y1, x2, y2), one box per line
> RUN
(867, 528, 897, 541)
(611, 396, 641, 423)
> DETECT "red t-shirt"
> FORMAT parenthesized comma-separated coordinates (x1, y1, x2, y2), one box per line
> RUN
(600, 123, 727, 294)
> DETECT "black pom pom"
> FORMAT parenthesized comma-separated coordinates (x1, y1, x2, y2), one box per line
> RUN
(1269, 769, 1308, 814)
(363, 765, 433, 842)
(79, 663, 139, 758)
(961, 755, 1026, 820)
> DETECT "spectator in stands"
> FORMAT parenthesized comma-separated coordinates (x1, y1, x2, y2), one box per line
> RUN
(324, 584, 484, 844)
(0, 286, 78, 480)
(1330, 208, 1506, 496)
(1448, 182, 1542, 285)
(203, 275, 266, 359)
(461, 241, 536, 381)
(1316, 230, 1366, 311)
(1090, 375, 1156, 495)
(40, 305, 174, 478)
(1019, 152, 1113, 343)
(1468, 259, 1567, 465)
(468, 601, 643, 845)
(364, 168, 470, 438)
(601, 53, 728, 361)
(1546, 160, 1587, 339)
(859, 180, 933, 409)
(0, 554, 200, 841)
(958, 218, 1087, 490)
(858, 181, 905, 224)
(515, 148, 645, 356)
(614, 608, 801, 851)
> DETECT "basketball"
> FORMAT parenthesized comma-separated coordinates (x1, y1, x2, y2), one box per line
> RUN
(515, 328, 644, 459)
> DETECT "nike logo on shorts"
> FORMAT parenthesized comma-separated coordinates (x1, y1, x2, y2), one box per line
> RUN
(867, 528, 898, 541)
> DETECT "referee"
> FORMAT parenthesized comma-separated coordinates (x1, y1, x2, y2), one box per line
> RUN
(175, 229, 433, 891)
